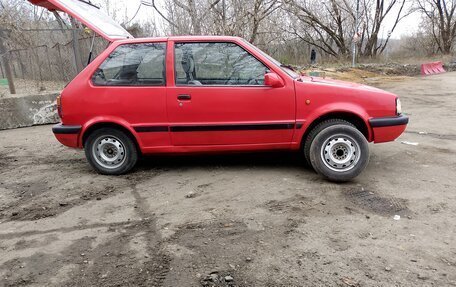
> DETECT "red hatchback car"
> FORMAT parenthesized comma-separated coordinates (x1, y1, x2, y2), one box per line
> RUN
(32, 0, 408, 181)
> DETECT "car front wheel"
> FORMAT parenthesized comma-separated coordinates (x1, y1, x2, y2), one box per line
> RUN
(84, 128, 138, 175)
(308, 120, 369, 182)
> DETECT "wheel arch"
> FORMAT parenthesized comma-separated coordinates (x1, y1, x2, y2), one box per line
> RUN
(80, 121, 141, 153)
(300, 111, 372, 149)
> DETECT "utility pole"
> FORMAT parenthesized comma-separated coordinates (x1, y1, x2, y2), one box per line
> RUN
(0, 30, 16, 94)
(352, 0, 360, 68)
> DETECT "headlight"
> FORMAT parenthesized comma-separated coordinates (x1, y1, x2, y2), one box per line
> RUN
(396, 98, 402, 115)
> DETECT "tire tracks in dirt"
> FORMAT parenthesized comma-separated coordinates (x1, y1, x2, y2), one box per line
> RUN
(129, 182, 171, 286)
(405, 130, 456, 141)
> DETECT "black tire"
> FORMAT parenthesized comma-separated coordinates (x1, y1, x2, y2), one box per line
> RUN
(84, 128, 138, 175)
(307, 119, 369, 182)
(303, 119, 355, 165)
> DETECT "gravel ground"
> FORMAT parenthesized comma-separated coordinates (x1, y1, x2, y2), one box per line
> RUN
(0, 73, 455, 287)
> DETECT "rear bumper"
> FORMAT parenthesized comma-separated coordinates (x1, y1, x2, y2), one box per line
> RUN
(52, 124, 81, 148)
(369, 115, 409, 143)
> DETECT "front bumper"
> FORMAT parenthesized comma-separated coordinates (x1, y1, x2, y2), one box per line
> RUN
(52, 124, 81, 148)
(369, 115, 409, 143)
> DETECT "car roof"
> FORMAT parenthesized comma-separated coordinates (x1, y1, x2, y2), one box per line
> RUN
(114, 35, 243, 44)
(169, 35, 242, 41)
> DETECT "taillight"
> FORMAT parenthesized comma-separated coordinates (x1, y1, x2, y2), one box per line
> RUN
(56, 95, 63, 119)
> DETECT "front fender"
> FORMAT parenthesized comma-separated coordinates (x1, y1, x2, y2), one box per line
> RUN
(294, 102, 373, 144)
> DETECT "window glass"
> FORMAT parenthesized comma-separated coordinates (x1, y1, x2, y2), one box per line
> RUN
(92, 43, 166, 86)
(174, 42, 268, 86)
(51, 0, 132, 40)
(241, 39, 300, 79)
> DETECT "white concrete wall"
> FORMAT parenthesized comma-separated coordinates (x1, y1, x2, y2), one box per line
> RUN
(0, 93, 60, 130)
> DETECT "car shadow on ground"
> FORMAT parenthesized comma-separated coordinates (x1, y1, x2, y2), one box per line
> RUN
(136, 151, 313, 171)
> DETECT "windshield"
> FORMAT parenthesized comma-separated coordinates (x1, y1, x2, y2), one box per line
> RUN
(242, 39, 300, 79)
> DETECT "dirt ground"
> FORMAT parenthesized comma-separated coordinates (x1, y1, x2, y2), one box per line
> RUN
(0, 72, 455, 287)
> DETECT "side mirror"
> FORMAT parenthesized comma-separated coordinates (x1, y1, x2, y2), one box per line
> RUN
(264, 73, 284, 88)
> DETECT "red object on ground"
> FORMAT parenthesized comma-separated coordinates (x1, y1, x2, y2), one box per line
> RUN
(421, 61, 446, 76)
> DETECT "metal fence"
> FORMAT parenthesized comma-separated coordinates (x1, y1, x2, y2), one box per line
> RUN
(9, 36, 107, 81)
(0, 30, 108, 95)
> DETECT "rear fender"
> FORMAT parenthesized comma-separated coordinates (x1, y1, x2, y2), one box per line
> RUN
(79, 116, 141, 148)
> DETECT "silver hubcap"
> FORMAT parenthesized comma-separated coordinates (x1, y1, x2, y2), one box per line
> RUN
(92, 136, 126, 169)
(321, 134, 360, 172)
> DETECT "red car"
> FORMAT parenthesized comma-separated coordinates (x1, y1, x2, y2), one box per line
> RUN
(32, 0, 408, 181)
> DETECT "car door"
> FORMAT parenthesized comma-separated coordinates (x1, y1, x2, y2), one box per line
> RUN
(90, 42, 169, 148)
(166, 40, 296, 146)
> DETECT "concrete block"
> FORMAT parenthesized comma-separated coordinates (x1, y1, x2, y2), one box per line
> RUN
(0, 93, 60, 130)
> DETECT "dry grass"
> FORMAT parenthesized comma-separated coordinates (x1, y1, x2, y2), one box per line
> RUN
(301, 67, 411, 85)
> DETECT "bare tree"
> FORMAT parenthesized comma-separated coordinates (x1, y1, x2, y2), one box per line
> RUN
(152, 0, 282, 46)
(158, 0, 223, 35)
(248, 0, 282, 42)
(359, 0, 410, 57)
(416, 0, 456, 54)
(284, 0, 353, 57)
(1, 0, 420, 78)
(284, 0, 410, 58)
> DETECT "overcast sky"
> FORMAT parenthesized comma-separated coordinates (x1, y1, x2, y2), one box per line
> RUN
(86, 0, 422, 39)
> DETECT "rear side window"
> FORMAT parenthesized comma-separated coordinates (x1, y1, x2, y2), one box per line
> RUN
(174, 42, 268, 86)
(92, 43, 166, 86)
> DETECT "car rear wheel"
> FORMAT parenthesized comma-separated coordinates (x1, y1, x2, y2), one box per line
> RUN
(84, 128, 138, 175)
(308, 120, 369, 182)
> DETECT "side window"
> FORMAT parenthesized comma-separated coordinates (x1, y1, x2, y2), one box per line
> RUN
(174, 42, 268, 86)
(92, 43, 166, 86)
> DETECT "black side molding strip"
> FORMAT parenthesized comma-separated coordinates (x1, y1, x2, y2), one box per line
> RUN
(369, 115, 409, 128)
(52, 124, 81, 134)
(134, 126, 169, 133)
(169, 123, 295, 132)
(53, 123, 297, 135)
